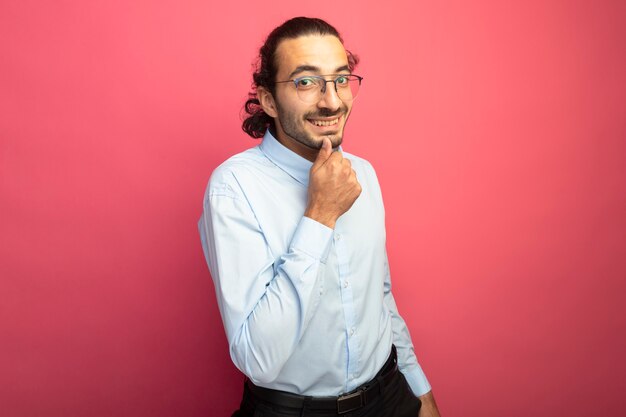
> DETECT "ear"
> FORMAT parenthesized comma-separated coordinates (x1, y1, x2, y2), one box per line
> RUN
(257, 86, 279, 118)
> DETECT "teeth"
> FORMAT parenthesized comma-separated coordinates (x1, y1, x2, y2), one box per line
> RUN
(310, 118, 339, 127)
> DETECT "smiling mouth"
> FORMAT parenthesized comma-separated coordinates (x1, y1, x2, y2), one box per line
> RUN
(307, 117, 340, 127)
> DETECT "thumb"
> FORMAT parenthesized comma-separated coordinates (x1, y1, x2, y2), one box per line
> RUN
(313, 137, 333, 167)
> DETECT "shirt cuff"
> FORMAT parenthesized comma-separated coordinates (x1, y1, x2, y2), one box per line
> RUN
(290, 216, 334, 263)
(402, 365, 432, 397)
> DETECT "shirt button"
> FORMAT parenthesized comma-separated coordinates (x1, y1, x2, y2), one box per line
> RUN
(343, 280, 349, 288)
(349, 328, 355, 336)
(335, 233, 342, 241)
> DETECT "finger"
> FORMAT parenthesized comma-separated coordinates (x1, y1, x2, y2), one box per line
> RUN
(312, 137, 333, 167)
(349, 168, 358, 182)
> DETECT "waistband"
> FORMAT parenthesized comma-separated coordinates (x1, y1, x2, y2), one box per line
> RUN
(246, 345, 398, 415)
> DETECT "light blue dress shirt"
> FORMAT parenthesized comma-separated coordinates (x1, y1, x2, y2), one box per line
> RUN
(198, 130, 431, 397)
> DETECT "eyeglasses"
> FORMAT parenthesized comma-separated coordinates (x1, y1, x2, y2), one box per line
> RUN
(275, 74, 363, 103)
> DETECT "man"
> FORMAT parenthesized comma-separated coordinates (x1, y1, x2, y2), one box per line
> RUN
(199, 17, 441, 417)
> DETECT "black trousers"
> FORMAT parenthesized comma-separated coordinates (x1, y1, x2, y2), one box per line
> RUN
(232, 353, 421, 417)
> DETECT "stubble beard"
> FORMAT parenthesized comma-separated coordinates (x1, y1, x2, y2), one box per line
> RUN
(275, 102, 348, 150)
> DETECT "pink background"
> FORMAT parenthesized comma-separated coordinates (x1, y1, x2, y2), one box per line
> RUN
(2, 1, 625, 416)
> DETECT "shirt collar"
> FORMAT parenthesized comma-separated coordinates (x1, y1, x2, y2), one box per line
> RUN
(259, 129, 313, 186)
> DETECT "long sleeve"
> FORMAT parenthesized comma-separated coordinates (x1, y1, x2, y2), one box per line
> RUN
(383, 251, 432, 396)
(198, 133, 434, 396)
(199, 177, 333, 384)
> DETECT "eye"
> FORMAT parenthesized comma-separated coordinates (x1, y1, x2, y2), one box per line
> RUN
(296, 77, 317, 89)
(336, 75, 349, 86)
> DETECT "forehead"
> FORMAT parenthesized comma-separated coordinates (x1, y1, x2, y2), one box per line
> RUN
(274, 35, 349, 78)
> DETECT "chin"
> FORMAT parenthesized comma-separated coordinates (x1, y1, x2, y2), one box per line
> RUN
(314, 129, 344, 146)
(310, 135, 342, 149)
(329, 136, 343, 148)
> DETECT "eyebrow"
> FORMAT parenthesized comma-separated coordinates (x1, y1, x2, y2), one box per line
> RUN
(288, 64, 351, 79)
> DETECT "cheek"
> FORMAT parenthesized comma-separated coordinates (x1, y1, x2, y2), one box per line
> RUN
(343, 106, 353, 121)
(279, 97, 307, 119)
(284, 107, 303, 124)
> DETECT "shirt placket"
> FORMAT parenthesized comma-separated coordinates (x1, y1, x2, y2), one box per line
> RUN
(335, 230, 361, 392)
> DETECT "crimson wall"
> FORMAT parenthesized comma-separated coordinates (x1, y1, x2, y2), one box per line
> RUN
(1, 1, 625, 416)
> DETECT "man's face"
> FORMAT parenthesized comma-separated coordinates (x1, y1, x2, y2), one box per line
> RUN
(271, 35, 353, 159)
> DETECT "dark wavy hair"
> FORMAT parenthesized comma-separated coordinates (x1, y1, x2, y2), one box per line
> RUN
(242, 17, 359, 138)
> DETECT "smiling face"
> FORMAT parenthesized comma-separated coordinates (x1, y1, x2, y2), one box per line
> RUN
(259, 35, 354, 161)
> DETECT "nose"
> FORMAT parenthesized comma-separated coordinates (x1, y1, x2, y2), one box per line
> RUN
(317, 80, 342, 111)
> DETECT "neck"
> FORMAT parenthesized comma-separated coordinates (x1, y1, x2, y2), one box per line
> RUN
(271, 129, 320, 162)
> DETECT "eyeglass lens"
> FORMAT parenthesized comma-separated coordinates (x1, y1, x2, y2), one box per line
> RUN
(296, 76, 360, 103)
